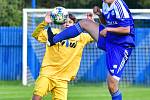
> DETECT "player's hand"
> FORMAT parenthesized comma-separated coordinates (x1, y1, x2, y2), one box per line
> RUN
(45, 12, 52, 23)
(93, 6, 102, 16)
(100, 28, 107, 37)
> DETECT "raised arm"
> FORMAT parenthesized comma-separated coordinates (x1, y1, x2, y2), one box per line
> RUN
(93, 6, 106, 24)
(32, 12, 52, 42)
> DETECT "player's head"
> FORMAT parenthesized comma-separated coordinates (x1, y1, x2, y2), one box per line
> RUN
(63, 13, 77, 28)
(86, 12, 94, 21)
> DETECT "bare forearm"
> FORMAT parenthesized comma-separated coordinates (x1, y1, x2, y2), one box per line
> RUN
(106, 26, 130, 35)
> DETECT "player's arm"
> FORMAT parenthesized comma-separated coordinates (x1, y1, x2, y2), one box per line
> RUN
(93, 6, 106, 24)
(32, 12, 52, 43)
(100, 26, 130, 37)
(84, 12, 95, 43)
(106, 26, 130, 34)
(32, 21, 48, 40)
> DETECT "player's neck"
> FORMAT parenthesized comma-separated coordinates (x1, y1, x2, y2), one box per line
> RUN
(107, 0, 115, 7)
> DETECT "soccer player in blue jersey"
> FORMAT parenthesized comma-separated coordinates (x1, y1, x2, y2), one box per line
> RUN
(48, 0, 135, 100)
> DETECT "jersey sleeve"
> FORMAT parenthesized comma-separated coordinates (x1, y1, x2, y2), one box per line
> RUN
(32, 21, 61, 43)
(32, 21, 48, 43)
(114, 2, 133, 27)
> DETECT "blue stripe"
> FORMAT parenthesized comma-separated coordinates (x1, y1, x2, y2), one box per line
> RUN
(117, 4, 124, 17)
(111, 90, 121, 97)
(117, 1, 125, 18)
(121, 0, 132, 18)
(115, 1, 125, 18)
(115, 1, 124, 18)
(75, 23, 83, 33)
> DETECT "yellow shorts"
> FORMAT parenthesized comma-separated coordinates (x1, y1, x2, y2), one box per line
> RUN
(33, 76, 68, 100)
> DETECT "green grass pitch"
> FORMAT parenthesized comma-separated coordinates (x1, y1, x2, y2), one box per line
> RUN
(0, 81, 150, 100)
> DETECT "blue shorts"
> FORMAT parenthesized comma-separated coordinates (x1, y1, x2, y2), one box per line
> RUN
(97, 26, 132, 81)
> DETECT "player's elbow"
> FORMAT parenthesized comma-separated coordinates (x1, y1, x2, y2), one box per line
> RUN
(32, 32, 38, 39)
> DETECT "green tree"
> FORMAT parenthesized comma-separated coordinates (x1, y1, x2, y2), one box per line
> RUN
(0, 0, 23, 26)
(124, 0, 143, 8)
(139, 0, 150, 8)
(0, 0, 149, 26)
(36, 0, 65, 8)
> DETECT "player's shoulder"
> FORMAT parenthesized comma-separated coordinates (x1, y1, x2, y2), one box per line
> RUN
(80, 32, 89, 36)
(79, 33, 94, 43)
(102, 2, 110, 13)
(71, 32, 88, 40)
(51, 28, 60, 32)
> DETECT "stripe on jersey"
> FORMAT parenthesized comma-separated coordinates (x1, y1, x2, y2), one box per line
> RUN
(114, 0, 129, 19)
(115, 1, 124, 18)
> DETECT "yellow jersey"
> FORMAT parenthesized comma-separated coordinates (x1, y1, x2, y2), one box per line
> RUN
(32, 21, 93, 81)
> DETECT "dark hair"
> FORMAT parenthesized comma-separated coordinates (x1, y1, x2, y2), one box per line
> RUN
(68, 13, 77, 23)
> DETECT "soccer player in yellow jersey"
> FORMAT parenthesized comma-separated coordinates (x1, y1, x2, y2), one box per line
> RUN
(32, 12, 94, 100)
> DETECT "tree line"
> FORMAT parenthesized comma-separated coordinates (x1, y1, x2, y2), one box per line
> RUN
(0, 0, 149, 26)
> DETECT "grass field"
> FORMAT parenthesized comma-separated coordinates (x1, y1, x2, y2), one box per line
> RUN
(0, 81, 150, 100)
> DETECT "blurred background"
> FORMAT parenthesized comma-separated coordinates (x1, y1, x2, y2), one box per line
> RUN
(0, 0, 150, 100)
(0, 0, 150, 26)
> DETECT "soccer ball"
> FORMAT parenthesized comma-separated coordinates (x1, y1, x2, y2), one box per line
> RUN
(51, 6, 68, 24)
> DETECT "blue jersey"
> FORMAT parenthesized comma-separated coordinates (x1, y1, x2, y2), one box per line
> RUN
(102, 0, 135, 47)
